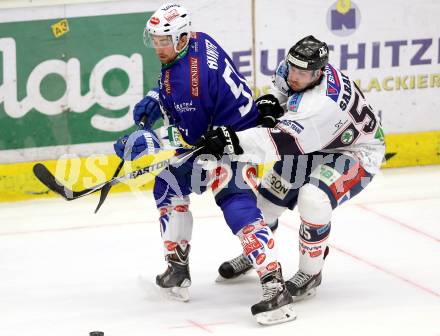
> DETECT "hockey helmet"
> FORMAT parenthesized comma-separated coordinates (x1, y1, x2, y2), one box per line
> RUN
(286, 35, 329, 71)
(144, 3, 191, 52)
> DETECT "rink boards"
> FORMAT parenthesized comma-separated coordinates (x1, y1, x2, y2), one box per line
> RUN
(1, 130, 439, 202)
(1, 0, 439, 202)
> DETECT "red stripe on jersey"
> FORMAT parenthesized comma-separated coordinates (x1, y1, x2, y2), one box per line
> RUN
(332, 65, 340, 87)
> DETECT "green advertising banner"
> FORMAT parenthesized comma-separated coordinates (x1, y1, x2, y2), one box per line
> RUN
(0, 11, 159, 152)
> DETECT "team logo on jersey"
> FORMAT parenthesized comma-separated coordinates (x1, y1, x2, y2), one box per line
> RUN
(326, 0, 361, 37)
(287, 93, 303, 112)
(324, 64, 341, 102)
(327, 124, 360, 148)
(341, 128, 355, 144)
(189, 57, 199, 97)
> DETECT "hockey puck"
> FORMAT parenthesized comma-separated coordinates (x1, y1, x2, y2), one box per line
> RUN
(89, 332, 104, 336)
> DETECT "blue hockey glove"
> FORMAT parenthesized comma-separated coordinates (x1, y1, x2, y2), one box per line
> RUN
(113, 129, 162, 161)
(133, 88, 162, 127)
(195, 126, 243, 160)
(114, 135, 129, 159)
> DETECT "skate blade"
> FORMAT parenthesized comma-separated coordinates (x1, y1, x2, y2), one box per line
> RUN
(215, 275, 228, 283)
(292, 288, 317, 302)
(160, 286, 190, 302)
(215, 274, 244, 283)
(215, 269, 253, 283)
(254, 303, 297, 326)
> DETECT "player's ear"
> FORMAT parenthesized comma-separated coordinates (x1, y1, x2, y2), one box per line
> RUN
(312, 69, 323, 80)
(177, 33, 188, 51)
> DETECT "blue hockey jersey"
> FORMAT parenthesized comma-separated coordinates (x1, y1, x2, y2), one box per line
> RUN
(158, 32, 258, 145)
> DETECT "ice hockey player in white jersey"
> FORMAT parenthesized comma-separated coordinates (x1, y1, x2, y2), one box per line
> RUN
(196, 35, 386, 301)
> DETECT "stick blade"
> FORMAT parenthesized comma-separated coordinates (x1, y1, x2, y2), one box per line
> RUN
(32, 163, 74, 200)
(94, 184, 111, 213)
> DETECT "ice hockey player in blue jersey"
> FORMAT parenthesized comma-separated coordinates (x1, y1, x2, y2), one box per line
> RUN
(113, 3, 295, 325)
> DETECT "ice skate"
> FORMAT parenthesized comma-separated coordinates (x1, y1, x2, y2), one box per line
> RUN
(251, 268, 296, 325)
(285, 270, 322, 302)
(156, 245, 191, 302)
(216, 253, 253, 282)
(286, 246, 328, 301)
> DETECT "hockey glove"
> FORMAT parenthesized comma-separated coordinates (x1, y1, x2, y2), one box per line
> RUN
(196, 126, 243, 160)
(133, 88, 162, 127)
(114, 129, 162, 161)
(255, 94, 284, 128)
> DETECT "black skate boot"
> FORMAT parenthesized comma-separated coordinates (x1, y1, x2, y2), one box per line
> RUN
(156, 245, 191, 301)
(286, 246, 329, 301)
(217, 221, 279, 282)
(251, 267, 296, 325)
(285, 271, 322, 302)
(216, 253, 252, 282)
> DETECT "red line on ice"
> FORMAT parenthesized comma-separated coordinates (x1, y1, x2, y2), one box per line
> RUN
(356, 204, 440, 243)
(282, 220, 440, 300)
(168, 320, 233, 333)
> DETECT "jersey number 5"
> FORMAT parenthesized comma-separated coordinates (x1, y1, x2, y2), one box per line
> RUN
(348, 83, 377, 134)
(223, 58, 253, 117)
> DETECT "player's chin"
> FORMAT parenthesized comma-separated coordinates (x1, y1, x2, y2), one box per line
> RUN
(290, 83, 304, 91)
(157, 54, 169, 63)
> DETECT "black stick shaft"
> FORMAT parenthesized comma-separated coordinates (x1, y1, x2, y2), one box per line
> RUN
(94, 116, 147, 213)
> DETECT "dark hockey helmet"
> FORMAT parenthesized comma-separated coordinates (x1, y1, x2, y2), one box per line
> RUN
(287, 35, 329, 71)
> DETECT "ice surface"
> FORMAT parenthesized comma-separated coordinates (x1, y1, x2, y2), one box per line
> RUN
(0, 166, 439, 336)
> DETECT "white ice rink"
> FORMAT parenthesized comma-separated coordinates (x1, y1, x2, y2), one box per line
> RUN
(1, 166, 439, 336)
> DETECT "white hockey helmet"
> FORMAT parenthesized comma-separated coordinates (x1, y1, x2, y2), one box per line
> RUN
(144, 3, 191, 52)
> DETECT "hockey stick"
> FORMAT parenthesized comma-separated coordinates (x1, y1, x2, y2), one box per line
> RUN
(33, 146, 204, 202)
(94, 116, 147, 213)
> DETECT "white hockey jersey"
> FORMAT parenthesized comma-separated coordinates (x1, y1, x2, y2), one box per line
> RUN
(236, 61, 385, 174)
